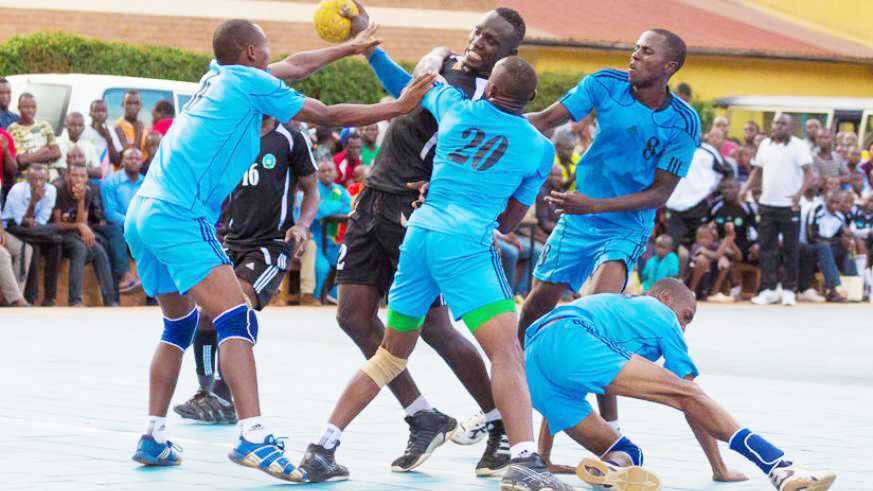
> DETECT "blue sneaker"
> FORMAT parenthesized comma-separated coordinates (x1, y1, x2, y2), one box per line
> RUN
(132, 435, 182, 466)
(229, 434, 296, 481)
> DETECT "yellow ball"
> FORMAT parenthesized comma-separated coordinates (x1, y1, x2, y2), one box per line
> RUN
(313, 0, 359, 43)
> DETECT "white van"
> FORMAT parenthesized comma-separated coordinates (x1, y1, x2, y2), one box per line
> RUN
(5, 73, 200, 135)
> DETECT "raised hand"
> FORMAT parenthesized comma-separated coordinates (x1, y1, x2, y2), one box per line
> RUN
(396, 72, 437, 112)
(343, 22, 381, 54)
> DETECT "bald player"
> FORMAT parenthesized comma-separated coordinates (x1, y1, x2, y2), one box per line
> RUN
(524, 279, 836, 491)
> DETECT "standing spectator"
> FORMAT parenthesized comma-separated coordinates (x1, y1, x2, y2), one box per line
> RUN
(1, 125, 16, 200)
(640, 234, 679, 292)
(1, 164, 60, 305)
(313, 160, 351, 300)
(332, 132, 362, 185)
(0, 77, 19, 129)
(80, 100, 122, 176)
(51, 112, 101, 180)
(812, 128, 847, 182)
(845, 145, 868, 195)
(359, 124, 380, 166)
(114, 90, 146, 151)
(711, 116, 738, 158)
(808, 190, 851, 302)
(51, 160, 118, 306)
(150, 100, 175, 136)
(676, 82, 692, 102)
(101, 148, 144, 227)
(6, 93, 60, 172)
(0, 219, 30, 306)
(552, 129, 579, 191)
(804, 118, 822, 150)
(741, 121, 759, 146)
(744, 113, 813, 306)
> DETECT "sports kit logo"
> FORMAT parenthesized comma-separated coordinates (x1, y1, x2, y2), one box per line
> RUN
(262, 153, 277, 169)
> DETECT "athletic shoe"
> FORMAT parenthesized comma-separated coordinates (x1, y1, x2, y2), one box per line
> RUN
(500, 453, 579, 491)
(751, 289, 780, 305)
(451, 410, 488, 445)
(290, 443, 349, 483)
(476, 420, 510, 476)
(391, 409, 457, 472)
(132, 435, 182, 466)
(576, 457, 661, 491)
(769, 462, 836, 491)
(228, 434, 296, 481)
(781, 290, 797, 306)
(119, 278, 142, 293)
(797, 288, 826, 303)
(707, 292, 734, 303)
(730, 285, 743, 301)
(824, 289, 846, 303)
(173, 390, 237, 424)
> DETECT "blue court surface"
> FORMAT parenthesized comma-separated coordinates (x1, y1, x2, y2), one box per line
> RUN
(1, 304, 870, 490)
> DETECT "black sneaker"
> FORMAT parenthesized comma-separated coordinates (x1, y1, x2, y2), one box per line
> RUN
(476, 420, 510, 476)
(173, 390, 237, 424)
(501, 453, 579, 491)
(291, 443, 349, 483)
(391, 408, 457, 472)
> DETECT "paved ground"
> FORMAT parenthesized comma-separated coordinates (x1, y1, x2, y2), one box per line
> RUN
(1, 304, 870, 490)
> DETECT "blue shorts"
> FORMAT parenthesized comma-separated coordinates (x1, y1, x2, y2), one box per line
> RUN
(387, 226, 512, 321)
(534, 216, 648, 292)
(524, 317, 631, 435)
(124, 196, 231, 297)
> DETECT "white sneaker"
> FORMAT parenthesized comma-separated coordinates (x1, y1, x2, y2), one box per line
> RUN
(730, 286, 742, 300)
(751, 289, 779, 305)
(781, 290, 797, 306)
(450, 411, 488, 445)
(769, 462, 836, 491)
(797, 288, 825, 303)
(706, 292, 735, 303)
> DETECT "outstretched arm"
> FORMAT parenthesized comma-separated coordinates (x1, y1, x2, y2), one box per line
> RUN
(546, 169, 680, 215)
(525, 100, 573, 134)
(683, 375, 748, 482)
(294, 71, 435, 127)
(269, 24, 381, 81)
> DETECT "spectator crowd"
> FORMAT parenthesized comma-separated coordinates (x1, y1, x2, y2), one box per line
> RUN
(2, 72, 872, 307)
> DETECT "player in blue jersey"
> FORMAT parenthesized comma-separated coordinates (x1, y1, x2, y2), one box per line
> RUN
(291, 57, 575, 491)
(125, 18, 436, 481)
(515, 29, 701, 470)
(524, 278, 836, 491)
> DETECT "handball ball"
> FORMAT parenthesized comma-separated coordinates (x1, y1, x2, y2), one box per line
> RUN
(313, 0, 359, 43)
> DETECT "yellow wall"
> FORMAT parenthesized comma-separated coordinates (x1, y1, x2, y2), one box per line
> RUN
(747, 0, 873, 48)
(521, 45, 873, 100)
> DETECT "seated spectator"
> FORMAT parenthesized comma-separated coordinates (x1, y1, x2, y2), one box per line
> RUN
(52, 160, 118, 306)
(101, 148, 144, 226)
(686, 224, 737, 300)
(640, 234, 679, 292)
(808, 190, 853, 302)
(552, 129, 579, 191)
(535, 164, 563, 236)
(709, 178, 758, 300)
(313, 160, 351, 301)
(813, 129, 848, 183)
(0, 219, 30, 306)
(841, 191, 871, 294)
(80, 99, 122, 176)
(1, 125, 16, 199)
(845, 145, 868, 195)
(6, 93, 60, 172)
(140, 131, 162, 175)
(0, 77, 19, 129)
(359, 124, 380, 166)
(345, 164, 368, 199)
(311, 125, 338, 163)
(114, 90, 146, 151)
(797, 173, 826, 302)
(50, 112, 101, 181)
(150, 100, 175, 136)
(1, 164, 61, 305)
(332, 131, 362, 186)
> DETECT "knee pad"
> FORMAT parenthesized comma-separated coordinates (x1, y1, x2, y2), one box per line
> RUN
(214, 304, 258, 345)
(160, 308, 199, 352)
(602, 435, 644, 466)
(360, 346, 407, 388)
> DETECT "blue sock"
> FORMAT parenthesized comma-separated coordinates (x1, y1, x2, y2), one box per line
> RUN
(602, 436, 643, 466)
(729, 428, 788, 474)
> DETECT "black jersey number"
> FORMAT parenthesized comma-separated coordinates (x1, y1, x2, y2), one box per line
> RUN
(446, 127, 508, 171)
(642, 136, 662, 160)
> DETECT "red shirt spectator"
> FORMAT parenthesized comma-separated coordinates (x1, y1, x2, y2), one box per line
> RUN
(1, 127, 17, 195)
(152, 118, 173, 136)
(332, 134, 362, 185)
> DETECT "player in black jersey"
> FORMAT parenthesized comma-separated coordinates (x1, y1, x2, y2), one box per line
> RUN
(332, 2, 526, 476)
(173, 115, 319, 423)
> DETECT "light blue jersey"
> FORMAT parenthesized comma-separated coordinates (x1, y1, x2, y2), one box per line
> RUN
(408, 84, 555, 245)
(137, 60, 305, 223)
(561, 69, 700, 234)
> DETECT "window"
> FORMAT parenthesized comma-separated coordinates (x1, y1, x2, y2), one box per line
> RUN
(13, 83, 71, 135)
(102, 88, 174, 126)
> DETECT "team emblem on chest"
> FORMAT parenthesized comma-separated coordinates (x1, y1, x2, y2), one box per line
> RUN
(262, 153, 277, 169)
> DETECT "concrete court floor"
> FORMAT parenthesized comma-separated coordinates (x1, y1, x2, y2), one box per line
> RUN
(0, 303, 870, 490)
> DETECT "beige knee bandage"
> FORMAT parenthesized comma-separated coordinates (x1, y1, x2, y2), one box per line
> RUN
(360, 346, 407, 388)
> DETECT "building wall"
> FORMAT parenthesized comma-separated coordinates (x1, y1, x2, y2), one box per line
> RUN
(280, 0, 497, 10)
(522, 45, 873, 100)
(747, 0, 873, 47)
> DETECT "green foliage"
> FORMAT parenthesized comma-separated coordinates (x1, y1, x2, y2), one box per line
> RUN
(691, 97, 715, 132)
(529, 71, 582, 112)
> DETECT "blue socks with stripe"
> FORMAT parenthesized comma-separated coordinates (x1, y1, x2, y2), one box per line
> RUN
(729, 428, 789, 474)
(602, 435, 643, 466)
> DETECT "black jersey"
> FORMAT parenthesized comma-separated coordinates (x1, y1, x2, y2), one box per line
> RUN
(365, 57, 488, 208)
(223, 122, 317, 250)
(709, 198, 756, 252)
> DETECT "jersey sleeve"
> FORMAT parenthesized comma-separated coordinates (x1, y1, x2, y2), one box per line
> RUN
(289, 128, 317, 178)
(513, 139, 556, 206)
(367, 48, 412, 99)
(250, 73, 306, 123)
(421, 84, 464, 122)
(559, 72, 613, 122)
(656, 111, 701, 178)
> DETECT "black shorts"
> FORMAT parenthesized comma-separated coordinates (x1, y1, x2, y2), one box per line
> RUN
(226, 241, 291, 310)
(335, 187, 445, 309)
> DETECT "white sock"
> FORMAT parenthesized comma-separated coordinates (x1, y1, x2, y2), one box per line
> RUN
(509, 441, 537, 459)
(484, 408, 502, 423)
(238, 416, 269, 444)
(316, 423, 343, 450)
(854, 255, 867, 280)
(145, 416, 167, 444)
(606, 419, 621, 432)
(403, 395, 432, 417)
